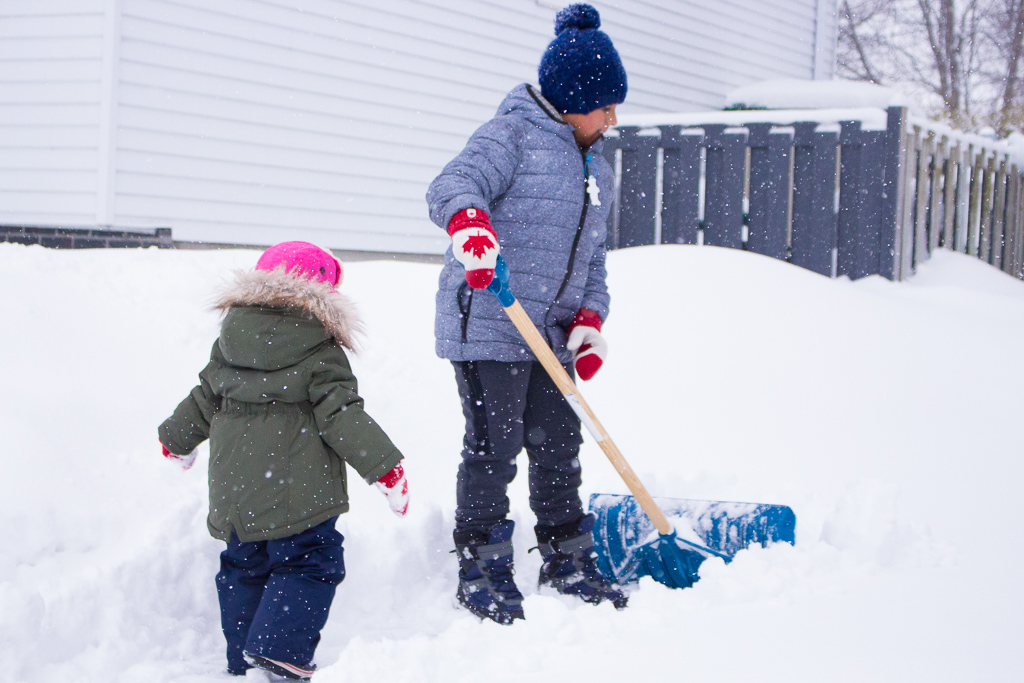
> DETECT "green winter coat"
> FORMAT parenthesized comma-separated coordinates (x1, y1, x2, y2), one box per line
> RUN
(159, 269, 403, 542)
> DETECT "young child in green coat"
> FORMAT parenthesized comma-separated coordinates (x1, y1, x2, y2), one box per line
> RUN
(159, 241, 409, 680)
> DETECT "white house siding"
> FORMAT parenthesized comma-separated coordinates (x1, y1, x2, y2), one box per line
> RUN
(1, 0, 836, 254)
(603, 0, 834, 112)
(0, 0, 111, 227)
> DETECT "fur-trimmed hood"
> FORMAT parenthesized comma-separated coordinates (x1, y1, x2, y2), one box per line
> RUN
(214, 268, 363, 351)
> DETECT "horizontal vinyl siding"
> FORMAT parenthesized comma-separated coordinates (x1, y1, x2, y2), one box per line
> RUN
(2, 0, 831, 251)
(112, 0, 556, 251)
(0, 1, 107, 227)
(601, 0, 820, 112)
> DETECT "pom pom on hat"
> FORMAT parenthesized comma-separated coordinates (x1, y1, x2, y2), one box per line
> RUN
(538, 3, 627, 115)
(255, 241, 342, 287)
(554, 3, 600, 32)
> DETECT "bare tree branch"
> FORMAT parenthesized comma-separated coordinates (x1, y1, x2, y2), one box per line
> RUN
(840, 0, 883, 81)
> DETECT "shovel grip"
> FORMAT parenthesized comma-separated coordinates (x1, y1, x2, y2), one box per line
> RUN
(501, 298, 673, 536)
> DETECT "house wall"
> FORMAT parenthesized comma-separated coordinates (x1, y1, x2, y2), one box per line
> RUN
(0, 0, 112, 228)
(1, 0, 836, 254)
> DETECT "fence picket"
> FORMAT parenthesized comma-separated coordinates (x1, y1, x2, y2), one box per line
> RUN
(702, 125, 746, 249)
(791, 123, 839, 276)
(747, 123, 791, 261)
(617, 127, 659, 249)
(929, 136, 945, 253)
(955, 145, 972, 253)
(1005, 164, 1019, 275)
(838, 120, 863, 277)
(979, 154, 996, 262)
(992, 156, 1008, 268)
(602, 104, 1023, 282)
(913, 130, 931, 268)
(660, 126, 703, 245)
(1016, 172, 1024, 278)
(860, 130, 887, 278)
(968, 149, 984, 257)
(942, 140, 958, 249)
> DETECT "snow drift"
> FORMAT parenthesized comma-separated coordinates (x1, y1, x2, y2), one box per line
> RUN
(1, 243, 1022, 682)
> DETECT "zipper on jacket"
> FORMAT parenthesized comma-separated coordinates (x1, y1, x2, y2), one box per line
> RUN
(544, 149, 591, 347)
(551, 149, 591, 308)
(457, 281, 473, 342)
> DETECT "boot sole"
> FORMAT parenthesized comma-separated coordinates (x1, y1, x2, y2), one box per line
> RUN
(538, 578, 629, 609)
(246, 654, 315, 681)
(455, 586, 524, 625)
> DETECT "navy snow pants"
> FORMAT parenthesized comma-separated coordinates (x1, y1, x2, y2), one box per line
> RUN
(216, 518, 345, 674)
(452, 360, 585, 536)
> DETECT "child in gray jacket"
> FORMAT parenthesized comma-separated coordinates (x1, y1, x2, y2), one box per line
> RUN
(426, 3, 627, 624)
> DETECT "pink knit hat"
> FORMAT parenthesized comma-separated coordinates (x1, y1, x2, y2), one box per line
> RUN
(255, 241, 342, 287)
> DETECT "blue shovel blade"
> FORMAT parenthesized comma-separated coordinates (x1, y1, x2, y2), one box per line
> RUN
(589, 493, 796, 588)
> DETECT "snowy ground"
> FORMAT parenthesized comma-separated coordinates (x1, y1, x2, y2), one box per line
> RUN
(2, 242, 1023, 682)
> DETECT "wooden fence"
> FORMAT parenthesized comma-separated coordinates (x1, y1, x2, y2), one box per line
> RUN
(603, 107, 1024, 281)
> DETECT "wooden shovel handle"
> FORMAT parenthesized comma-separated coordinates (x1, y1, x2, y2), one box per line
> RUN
(502, 299, 673, 535)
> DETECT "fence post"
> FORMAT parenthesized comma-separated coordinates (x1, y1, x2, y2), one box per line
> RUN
(702, 124, 746, 249)
(747, 123, 791, 261)
(880, 106, 908, 280)
(659, 126, 703, 245)
(897, 126, 918, 277)
(616, 126, 659, 249)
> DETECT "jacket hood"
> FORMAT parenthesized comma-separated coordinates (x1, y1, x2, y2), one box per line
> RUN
(498, 84, 569, 133)
(497, 84, 607, 155)
(213, 268, 363, 364)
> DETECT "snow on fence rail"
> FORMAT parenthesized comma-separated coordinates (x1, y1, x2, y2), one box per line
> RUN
(604, 107, 1024, 281)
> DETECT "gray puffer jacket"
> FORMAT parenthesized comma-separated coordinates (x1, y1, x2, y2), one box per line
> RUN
(427, 83, 613, 363)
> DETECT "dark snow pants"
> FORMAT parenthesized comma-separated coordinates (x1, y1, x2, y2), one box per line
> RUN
(452, 360, 585, 536)
(216, 518, 345, 674)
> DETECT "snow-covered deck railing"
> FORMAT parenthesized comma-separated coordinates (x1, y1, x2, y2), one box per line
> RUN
(604, 107, 1024, 281)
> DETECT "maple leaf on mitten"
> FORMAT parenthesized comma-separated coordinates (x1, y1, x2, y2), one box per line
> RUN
(463, 233, 496, 258)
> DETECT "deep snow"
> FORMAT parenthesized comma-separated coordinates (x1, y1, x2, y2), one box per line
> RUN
(2, 242, 1023, 682)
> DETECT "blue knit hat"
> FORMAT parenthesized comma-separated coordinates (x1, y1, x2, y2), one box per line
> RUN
(538, 4, 627, 115)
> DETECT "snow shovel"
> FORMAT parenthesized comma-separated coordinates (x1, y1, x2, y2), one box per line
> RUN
(485, 255, 795, 589)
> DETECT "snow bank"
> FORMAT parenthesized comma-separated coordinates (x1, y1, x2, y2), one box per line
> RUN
(724, 78, 912, 111)
(2, 243, 1023, 682)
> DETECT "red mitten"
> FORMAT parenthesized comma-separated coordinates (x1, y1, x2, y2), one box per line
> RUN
(566, 308, 607, 381)
(374, 462, 410, 517)
(448, 208, 499, 289)
(161, 441, 197, 471)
